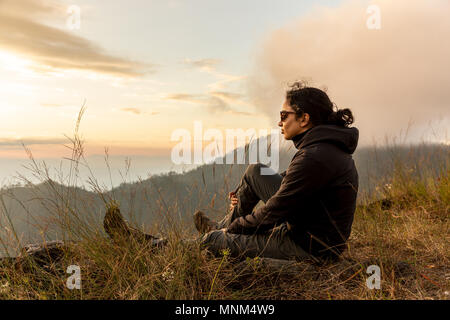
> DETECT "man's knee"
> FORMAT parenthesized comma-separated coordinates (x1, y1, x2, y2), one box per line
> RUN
(200, 230, 227, 255)
(200, 230, 216, 245)
(200, 230, 247, 257)
(245, 163, 266, 178)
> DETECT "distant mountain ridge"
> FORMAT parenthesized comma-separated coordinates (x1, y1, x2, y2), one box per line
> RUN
(1, 142, 448, 257)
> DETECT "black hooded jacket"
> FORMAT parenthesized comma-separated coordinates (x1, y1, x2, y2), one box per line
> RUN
(227, 125, 359, 258)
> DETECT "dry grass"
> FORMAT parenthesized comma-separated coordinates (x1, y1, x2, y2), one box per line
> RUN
(0, 108, 448, 300)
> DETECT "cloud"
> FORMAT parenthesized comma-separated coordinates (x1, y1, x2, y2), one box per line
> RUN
(0, 137, 67, 147)
(41, 103, 64, 108)
(165, 93, 253, 115)
(182, 56, 249, 98)
(223, 110, 253, 116)
(119, 108, 159, 116)
(165, 93, 227, 112)
(0, 0, 64, 18)
(210, 91, 243, 101)
(183, 58, 221, 72)
(207, 74, 247, 91)
(248, 0, 450, 145)
(120, 107, 142, 115)
(209, 91, 254, 109)
(0, 0, 152, 78)
(182, 57, 246, 90)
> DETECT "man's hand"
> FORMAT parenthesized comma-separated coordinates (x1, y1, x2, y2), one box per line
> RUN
(229, 191, 238, 211)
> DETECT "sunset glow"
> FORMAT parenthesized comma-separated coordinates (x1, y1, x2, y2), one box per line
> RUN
(0, 0, 449, 184)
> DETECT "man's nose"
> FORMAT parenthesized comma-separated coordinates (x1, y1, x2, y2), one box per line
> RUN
(278, 121, 283, 127)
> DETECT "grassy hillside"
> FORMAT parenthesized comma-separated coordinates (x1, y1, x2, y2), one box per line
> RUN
(0, 131, 448, 299)
(1, 142, 448, 256)
(0, 157, 448, 299)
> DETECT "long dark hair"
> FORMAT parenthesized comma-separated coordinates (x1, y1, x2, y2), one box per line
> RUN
(285, 81, 354, 128)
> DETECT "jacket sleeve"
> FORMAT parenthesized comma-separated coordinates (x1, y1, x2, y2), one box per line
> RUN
(227, 152, 333, 234)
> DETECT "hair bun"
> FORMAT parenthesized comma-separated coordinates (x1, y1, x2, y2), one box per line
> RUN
(328, 108, 354, 127)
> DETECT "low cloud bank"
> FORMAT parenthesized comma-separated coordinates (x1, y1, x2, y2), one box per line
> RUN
(248, 0, 450, 145)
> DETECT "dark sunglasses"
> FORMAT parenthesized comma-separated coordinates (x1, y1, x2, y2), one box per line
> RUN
(280, 111, 296, 122)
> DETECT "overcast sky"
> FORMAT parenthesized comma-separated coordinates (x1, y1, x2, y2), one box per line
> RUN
(0, 0, 448, 186)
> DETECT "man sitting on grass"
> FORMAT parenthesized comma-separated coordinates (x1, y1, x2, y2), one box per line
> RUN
(104, 81, 359, 262)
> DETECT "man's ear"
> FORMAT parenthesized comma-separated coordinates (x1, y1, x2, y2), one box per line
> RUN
(301, 113, 310, 127)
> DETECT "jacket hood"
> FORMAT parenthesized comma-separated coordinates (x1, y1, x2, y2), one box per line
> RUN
(292, 125, 359, 154)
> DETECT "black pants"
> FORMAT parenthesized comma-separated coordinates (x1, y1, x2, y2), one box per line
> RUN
(199, 163, 310, 260)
